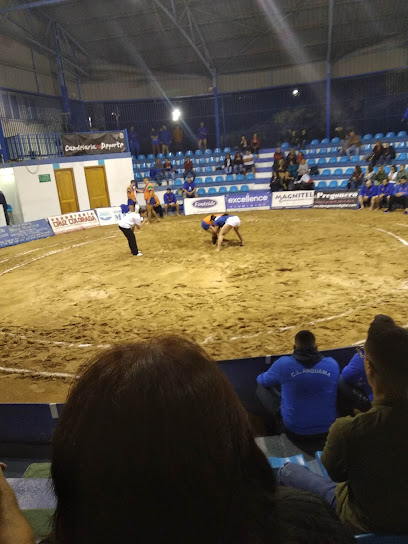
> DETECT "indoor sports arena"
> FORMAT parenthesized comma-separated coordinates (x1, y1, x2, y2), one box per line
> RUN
(0, 2, 408, 543)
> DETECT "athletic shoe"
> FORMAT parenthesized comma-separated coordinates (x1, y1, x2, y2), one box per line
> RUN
(383, 209, 391, 213)
(136, 251, 143, 256)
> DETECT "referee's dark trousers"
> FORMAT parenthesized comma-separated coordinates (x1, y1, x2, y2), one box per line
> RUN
(119, 226, 139, 255)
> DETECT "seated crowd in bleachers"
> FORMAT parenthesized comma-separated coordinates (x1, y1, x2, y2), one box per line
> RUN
(1, 315, 408, 543)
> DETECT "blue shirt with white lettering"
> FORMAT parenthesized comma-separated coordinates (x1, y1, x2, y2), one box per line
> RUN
(183, 181, 196, 192)
(393, 182, 408, 196)
(341, 353, 373, 402)
(257, 355, 339, 435)
(360, 184, 378, 198)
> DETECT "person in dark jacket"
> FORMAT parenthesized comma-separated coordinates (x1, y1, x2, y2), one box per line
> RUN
(365, 141, 384, 167)
(378, 142, 396, 165)
(347, 165, 364, 190)
(0, 191, 10, 225)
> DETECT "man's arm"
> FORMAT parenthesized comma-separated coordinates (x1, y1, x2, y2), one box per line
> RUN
(321, 418, 350, 482)
(342, 353, 365, 385)
(256, 357, 283, 388)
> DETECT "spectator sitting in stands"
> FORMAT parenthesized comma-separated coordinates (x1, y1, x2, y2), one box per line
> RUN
(297, 158, 309, 178)
(298, 174, 315, 190)
(347, 165, 364, 190)
(358, 179, 377, 209)
(48, 336, 354, 544)
(270, 171, 282, 192)
(378, 141, 396, 165)
(289, 129, 299, 148)
(273, 147, 285, 171)
(183, 176, 197, 198)
(183, 156, 195, 180)
(286, 147, 297, 163)
(159, 124, 172, 155)
(384, 175, 408, 213)
(388, 165, 398, 182)
(364, 163, 374, 184)
(287, 159, 298, 185)
(277, 160, 288, 190)
(150, 158, 165, 185)
(296, 151, 305, 164)
(365, 140, 384, 166)
(373, 164, 387, 186)
(256, 330, 339, 439)
(371, 177, 394, 211)
(239, 134, 248, 151)
(233, 152, 244, 174)
(224, 153, 233, 174)
(250, 133, 261, 158)
(172, 125, 183, 153)
(397, 164, 407, 181)
(337, 347, 373, 416)
(278, 314, 408, 536)
(197, 121, 208, 150)
(163, 187, 180, 216)
(163, 158, 174, 184)
(344, 131, 361, 157)
(243, 149, 255, 176)
(151, 128, 160, 156)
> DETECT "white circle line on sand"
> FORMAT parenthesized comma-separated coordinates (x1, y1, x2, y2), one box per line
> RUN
(373, 228, 408, 247)
(0, 365, 76, 379)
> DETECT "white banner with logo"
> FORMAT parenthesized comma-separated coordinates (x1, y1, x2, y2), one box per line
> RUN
(95, 206, 124, 226)
(271, 190, 315, 209)
(183, 195, 226, 216)
(48, 210, 100, 234)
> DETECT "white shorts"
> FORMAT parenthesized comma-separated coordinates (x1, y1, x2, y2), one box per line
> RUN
(225, 216, 240, 228)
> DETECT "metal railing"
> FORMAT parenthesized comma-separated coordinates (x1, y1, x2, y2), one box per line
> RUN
(5, 133, 63, 161)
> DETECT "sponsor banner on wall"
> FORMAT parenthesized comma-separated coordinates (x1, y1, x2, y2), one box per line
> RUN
(313, 191, 358, 208)
(48, 210, 100, 234)
(271, 190, 315, 209)
(0, 219, 54, 249)
(225, 191, 271, 211)
(61, 132, 127, 157)
(95, 206, 124, 226)
(184, 195, 225, 216)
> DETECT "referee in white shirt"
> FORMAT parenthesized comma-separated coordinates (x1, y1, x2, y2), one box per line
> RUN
(118, 206, 145, 256)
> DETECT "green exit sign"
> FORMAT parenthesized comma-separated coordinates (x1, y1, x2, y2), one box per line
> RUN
(39, 174, 51, 183)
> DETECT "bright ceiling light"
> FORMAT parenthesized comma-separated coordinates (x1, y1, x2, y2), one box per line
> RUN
(172, 108, 181, 121)
(292, 89, 300, 97)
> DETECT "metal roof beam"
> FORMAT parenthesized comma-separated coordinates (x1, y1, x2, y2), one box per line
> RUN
(0, 0, 69, 13)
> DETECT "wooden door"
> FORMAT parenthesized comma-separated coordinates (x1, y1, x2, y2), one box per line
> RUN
(84, 166, 110, 209)
(55, 168, 79, 214)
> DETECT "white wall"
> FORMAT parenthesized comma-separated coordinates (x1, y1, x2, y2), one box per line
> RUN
(104, 156, 134, 206)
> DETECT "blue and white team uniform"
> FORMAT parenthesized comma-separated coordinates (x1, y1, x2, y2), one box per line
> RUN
(213, 214, 241, 229)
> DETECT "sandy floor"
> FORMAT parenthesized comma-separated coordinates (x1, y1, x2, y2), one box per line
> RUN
(0, 208, 407, 402)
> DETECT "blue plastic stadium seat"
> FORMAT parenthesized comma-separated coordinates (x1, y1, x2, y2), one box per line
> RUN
(396, 142, 406, 149)
(214, 148, 222, 154)
(208, 187, 217, 194)
(205, 166, 213, 172)
(199, 157, 206, 165)
(236, 173, 245, 181)
(195, 149, 203, 156)
(201, 177, 210, 184)
(328, 180, 338, 188)
(245, 173, 255, 180)
(195, 177, 203, 184)
(385, 132, 396, 139)
(351, 155, 360, 162)
(331, 137, 340, 144)
(195, 167, 202, 173)
(374, 133, 384, 140)
(384, 166, 391, 174)
(157, 153, 164, 159)
(215, 176, 224, 183)
(185, 150, 193, 157)
(398, 152, 407, 160)
(176, 151, 184, 157)
(141, 163, 148, 169)
(340, 156, 349, 163)
(311, 139, 320, 145)
(362, 134, 373, 141)
(355, 535, 408, 543)
(209, 157, 216, 164)
(345, 167, 354, 175)
(308, 159, 316, 166)
(267, 454, 306, 469)
(137, 155, 146, 160)
(397, 131, 407, 138)
(339, 179, 348, 188)
(281, 142, 290, 149)
(147, 154, 155, 159)
(334, 168, 342, 175)
(219, 186, 227, 194)
(174, 179, 183, 186)
(134, 164, 141, 170)
(318, 148, 327, 155)
(240, 185, 249, 192)
(223, 147, 231, 153)
(204, 148, 213, 155)
(226, 174, 234, 181)
(328, 157, 337, 164)
(322, 169, 331, 175)
(167, 152, 174, 158)
(317, 158, 326, 165)
(229, 185, 239, 193)
(135, 173, 143, 179)
(321, 138, 330, 144)
(219, 155, 225, 162)
(197, 188, 206, 196)
(316, 181, 327, 189)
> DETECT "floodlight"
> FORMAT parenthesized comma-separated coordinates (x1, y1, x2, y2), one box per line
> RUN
(172, 108, 181, 121)
(292, 89, 300, 97)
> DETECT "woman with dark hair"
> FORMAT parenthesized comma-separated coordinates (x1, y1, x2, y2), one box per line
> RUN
(233, 152, 244, 174)
(347, 165, 363, 190)
(47, 337, 354, 544)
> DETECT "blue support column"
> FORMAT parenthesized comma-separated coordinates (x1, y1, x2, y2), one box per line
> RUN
(325, 0, 334, 140)
(0, 119, 9, 163)
(213, 70, 221, 150)
(54, 23, 72, 132)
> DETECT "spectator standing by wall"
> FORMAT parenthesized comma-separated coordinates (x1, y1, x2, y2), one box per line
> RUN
(197, 121, 208, 150)
(172, 125, 183, 153)
(151, 128, 160, 156)
(250, 133, 261, 158)
(159, 125, 171, 155)
(128, 126, 140, 158)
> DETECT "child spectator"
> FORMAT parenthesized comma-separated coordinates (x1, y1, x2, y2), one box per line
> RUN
(287, 159, 298, 182)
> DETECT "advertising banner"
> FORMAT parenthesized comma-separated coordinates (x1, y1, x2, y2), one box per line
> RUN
(61, 131, 127, 157)
(184, 195, 225, 216)
(95, 206, 124, 226)
(48, 210, 100, 235)
(0, 219, 54, 249)
(225, 190, 271, 211)
(313, 191, 358, 208)
(271, 190, 315, 209)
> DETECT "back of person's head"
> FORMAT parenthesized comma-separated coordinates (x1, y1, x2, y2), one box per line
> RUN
(365, 315, 408, 392)
(51, 336, 276, 544)
(294, 330, 316, 350)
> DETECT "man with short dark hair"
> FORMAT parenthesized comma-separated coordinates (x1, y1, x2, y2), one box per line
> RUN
(163, 188, 180, 216)
(183, 177, 197, 198)
(256, 330, 339, 437)
(278, 315, 408, 535)
(384, 175, 408, 213)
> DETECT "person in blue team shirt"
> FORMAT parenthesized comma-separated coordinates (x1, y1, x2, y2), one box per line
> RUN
(338, 349, 373, 415)
(358, 179, 377, 209)
(384, 175, 408, 213)
(256, 330, 339, 437)
(371, 177, 394, 210)
(128, 126, 140, 158)
(197, 121, 208, 150)
(211, 213, 244, 251)
(163, 187, 180, 216)
(183, 177, 197, 198)
(159, 124, 172, 155)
